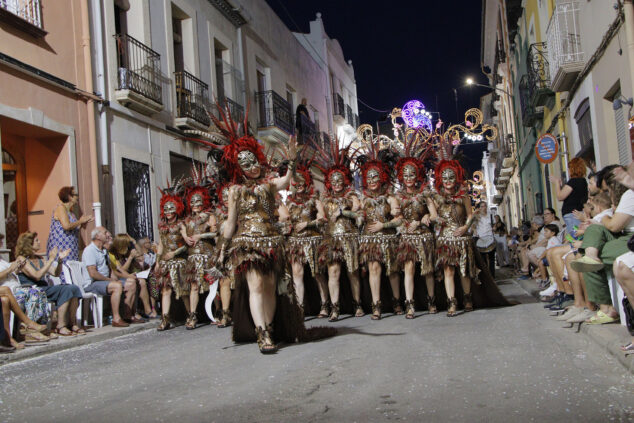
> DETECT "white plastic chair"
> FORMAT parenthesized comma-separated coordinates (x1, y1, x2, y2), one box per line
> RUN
(64, 261, 103, 328)
(8, 310, 14, 338)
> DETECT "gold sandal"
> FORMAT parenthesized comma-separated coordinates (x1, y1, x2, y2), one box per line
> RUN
(371, 300, 382, 320)
(157, 314, 171, 331)
(328, 302, 340, 322)
(447, 297, 458, 317)
(404, 299, 415, 319)
(255, 325, 277, 354)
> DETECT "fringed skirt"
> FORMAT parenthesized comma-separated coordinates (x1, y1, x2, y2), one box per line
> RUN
(436, 236, 479, 279)
(288, 235, 323, 277)
(397, 233, 435, 275)
(229, 235, 288, 292)
(318, 233, 359, 273)
(184, 254, 212, 293)
(359, 234, 400, 274)
(155, 258, 189, 299)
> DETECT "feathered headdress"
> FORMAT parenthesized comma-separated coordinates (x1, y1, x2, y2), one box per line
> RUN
(158, 176, 186, 220)
(313, 135, 354, 194)
(185, 162, 212, 213)
(395, 129, 437, 185)
(434, 159, 466, 192)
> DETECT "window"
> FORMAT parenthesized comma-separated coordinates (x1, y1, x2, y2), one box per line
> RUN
(574, 98, 595, 165)
(611, 89, 631, 165)
(114, 1, 128, 36)
(172, 11, 184, 72)
(0, 0, 45, 36)
(122, 158, 154, 241)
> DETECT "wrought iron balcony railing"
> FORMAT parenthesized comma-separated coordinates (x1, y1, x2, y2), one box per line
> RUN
(346, 104, 353, 126)
(216, 96, 244, 124)
(255, 90, 293, 135)
(333, 93, 345, 117)
(495, 38, 506, 64)
(546, 1, 584, 92)
(175, 71, 210, 126)
(527, 42, 553, 106)
(519, 74, 543, 127)
(0, 0, 42, 29)
(354, 114, 360, 128)
(115, 33, 162, 105)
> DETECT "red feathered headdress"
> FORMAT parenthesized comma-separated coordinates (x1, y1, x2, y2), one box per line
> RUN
(158, 177, 186, 220)
(395, 129, 436, 185)
(313, 135, 353, 194)
(434, 160, 465, 192)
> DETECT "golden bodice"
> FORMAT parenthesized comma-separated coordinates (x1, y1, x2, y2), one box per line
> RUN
(184, 212, 214, 255)
(235, 183, 278, 237)
(361, 193, 395, 235)
(398, 191, 431, 234)
(322, 193, 357, 236)
(159, 220, 185, 253)
(288, 196, 320, 237)
(435, 192, 468, 237)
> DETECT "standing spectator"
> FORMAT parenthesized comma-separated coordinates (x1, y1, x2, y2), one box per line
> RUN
(493, 215, 510, 267)
(47, 186, 93, 281)
(16, 232, 84, 336)
(473, 202, 496, 277)
(83, 227, 135, 327)
(295, 98, 310, 144)
(550, 158, 588, 238)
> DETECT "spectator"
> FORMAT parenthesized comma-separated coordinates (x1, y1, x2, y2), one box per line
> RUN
(570, 166, 631, 324)
(47, 186, 93, 282)
(295, 98, 310, 143)
(108, 234, 149, 323)
(0, 286, 49, 348)
(16, 232, 84, 336)
(613, 247, 634, 353)
(0, 233, 49, 324)
(82, 227, 135, 328)
(493, 215, 510, 267)
(549, 158, 588, 238)
(473, 202, 496, 277)
(135, 237, 158, 318)
(536, 224, 562, 288)
(518, 215, 544, 276)
(0, 299, 16, 353)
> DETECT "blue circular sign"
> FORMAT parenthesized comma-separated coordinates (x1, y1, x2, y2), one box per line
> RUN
(535, 133, 559, 164)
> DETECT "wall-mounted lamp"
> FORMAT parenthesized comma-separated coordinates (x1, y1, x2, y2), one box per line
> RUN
(613, 96, 633, 110)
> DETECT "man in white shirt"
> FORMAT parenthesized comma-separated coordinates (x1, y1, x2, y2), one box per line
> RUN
(473, 202, 496, 277)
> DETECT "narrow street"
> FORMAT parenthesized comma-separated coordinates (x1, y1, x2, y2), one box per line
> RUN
(1, 275, 632, 422)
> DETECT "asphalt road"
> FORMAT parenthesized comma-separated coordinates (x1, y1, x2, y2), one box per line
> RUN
(1, 277, 633, 422)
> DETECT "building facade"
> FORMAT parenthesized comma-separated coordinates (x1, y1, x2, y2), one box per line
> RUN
(0, 0, 100, 257)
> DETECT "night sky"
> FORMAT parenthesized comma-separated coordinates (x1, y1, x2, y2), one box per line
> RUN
(265, 0, 490, 175)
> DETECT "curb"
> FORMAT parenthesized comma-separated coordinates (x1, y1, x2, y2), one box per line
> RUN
(514, 275, 633, 374)
(0, 320, 159, 366)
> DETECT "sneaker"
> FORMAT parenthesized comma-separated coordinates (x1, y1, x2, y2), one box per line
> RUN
(543, 292, 563, 307)
(518, 275, 530, 280)
(540, 284, 557, 297)
(555, 306, 583, 321)
(570, 256, 604, 273)
(566, 308, 595, 323)
(549, 295, 575, 311)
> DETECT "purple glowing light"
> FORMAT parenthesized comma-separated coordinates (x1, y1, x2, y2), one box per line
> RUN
(401, 100, 432, 131)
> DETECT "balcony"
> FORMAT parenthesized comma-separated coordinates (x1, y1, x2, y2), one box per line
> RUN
(174, 71, 210, 130)
(297, 113, 319, 149)
(495, 38, 506, 64)
(0, 0, 45, 37)
(114, 34, 163, 115)
(216, 96, 244, 124)
(333, 93, 345, 121)
(519, 74, 544, 127)
(255, 90, 293, 144)
(527, 42, 554, 106)
(546, 1, 584, 92)
(346, 104, 353, 126)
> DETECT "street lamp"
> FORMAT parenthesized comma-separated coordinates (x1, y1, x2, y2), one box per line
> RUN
(465, 77, 513, 99)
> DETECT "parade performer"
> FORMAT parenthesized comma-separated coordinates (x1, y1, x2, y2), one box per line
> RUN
(155, 181, 188, 331)
(214, 183, 234, 328)
(180, 165, 217, 330)
(282, 156, 330, 317)
(395, 139, 438, 318)
(357, 146, 402, 320)
(315, 140, 364, 321)
(432, 159, 477, 316)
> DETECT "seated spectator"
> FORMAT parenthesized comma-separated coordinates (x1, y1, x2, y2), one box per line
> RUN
(82, 227, 135, 328)
(0, 286, 49, 348)
(536, 224, 562, 288)
(613, 249, 634, 354)
(108, 233, 150, 322)
(570, 166, 631, 324)
(518, 217, 543, 276)
(549, 158, 588, 238)
(0, 233, 49, 325)
(135, 237, 158, 318)
(16, 232, 84, 337)
(0, 298, 15, 353)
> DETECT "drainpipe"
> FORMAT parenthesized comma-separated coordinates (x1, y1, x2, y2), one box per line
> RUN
(80, 0, 102, 227)
(236, 27, 246, 107)
(624, 1, 634, 99)
(90, 0, 109, 228)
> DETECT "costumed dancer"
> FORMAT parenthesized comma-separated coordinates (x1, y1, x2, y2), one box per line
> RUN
(395, 139, 438, 318)
(214, 183, 234, 328)
(315, 140, 364, 321)
(282, 155, 330, 317)
(155, 181, 188, 331)
(357, 147, 403, 320)
(180, 165, 217, 330)
(432, 159, 478, 316)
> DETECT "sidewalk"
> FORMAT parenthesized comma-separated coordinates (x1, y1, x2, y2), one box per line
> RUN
(0, 320, 159, 366)
(509, 267, 634, 374)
